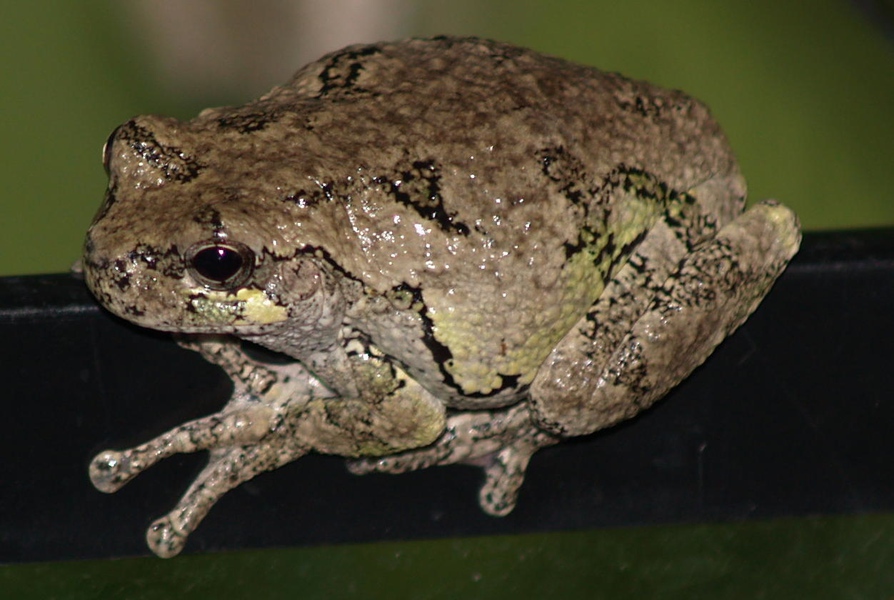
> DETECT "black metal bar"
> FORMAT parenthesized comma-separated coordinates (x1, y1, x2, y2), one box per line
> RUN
(1, 228, 892, 563)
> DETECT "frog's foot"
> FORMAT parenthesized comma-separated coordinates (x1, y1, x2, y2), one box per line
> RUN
(146, 440, 308, 558)
(347, 403, 559, 516)
(475, 430, 557, 516)
(89, 403, 278, 493)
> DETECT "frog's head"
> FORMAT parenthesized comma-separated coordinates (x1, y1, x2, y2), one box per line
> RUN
(83, 115, 348, 354)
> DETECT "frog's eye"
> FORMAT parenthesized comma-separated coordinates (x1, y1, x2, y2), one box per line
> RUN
(185, 241, 254, 290)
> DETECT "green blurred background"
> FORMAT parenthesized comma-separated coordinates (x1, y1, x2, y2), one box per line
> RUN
(2, 1, 893, 598)
(1, 0, 892, 276)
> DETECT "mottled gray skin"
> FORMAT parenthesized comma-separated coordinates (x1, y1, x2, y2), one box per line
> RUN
(83, 36, 800, 557)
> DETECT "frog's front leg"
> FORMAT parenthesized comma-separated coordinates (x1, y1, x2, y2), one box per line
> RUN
(530, 200, 801, 437)
(89, 337, 328, 556)
(91, 336, 447, 556)
(139, 349, 448, 556)
(89, 336, 322, 492)
(89, 400, 283, 493)
(146, 441, 309, 558)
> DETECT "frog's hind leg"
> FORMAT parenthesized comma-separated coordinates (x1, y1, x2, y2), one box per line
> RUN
(529, 200, 800, 438)
(347, 403, 560, 516)
(88, 344, 319, 494)
(352, 202, 798, 518)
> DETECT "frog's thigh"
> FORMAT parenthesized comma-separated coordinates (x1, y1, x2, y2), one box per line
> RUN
(530, 200, 800, 437)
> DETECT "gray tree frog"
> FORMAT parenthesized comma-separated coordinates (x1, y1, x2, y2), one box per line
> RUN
(83, 36, 800, 557)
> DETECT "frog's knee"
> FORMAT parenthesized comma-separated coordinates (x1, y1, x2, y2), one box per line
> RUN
(397, 391, 447, 448)
(734, 200, 801, 260)
(528, 383, 637, 438)
(364, 387, 447, 454)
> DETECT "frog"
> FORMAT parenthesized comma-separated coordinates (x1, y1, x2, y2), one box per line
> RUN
(83, 36, 801, 558)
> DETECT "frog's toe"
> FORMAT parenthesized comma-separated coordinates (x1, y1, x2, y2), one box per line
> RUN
(147, 515, 187, 559)
(478, 446, 532, 516)
(88, 449, 132, 493)
(345, 456, 383, 474)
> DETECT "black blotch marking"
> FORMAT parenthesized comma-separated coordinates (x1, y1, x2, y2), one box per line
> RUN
(389, 282, 527, 399)
(373, 160, 471, 236)
(286, 164, 471, 237)
(129, 244, 186, 279)
(272, 244, 366, 289)
(116, 120, 203, 183)
(616, 94, 686, 120)
(538, 146, 609, 261)
(664, 191, 715, 251)
(282, 181, 337, 209)
(112, 258, 130, 291)
(607, 340, 652, 404)
(671, 237, 744, 308)
(121, 304, 145, 318)
(191, 207, 226, 238)
(91, 187, 118, 225)
(558, 163, 681, 266)
(215, 110, 279, 134)
(539, 146, 591, 208)
(317, 45, 384, 96)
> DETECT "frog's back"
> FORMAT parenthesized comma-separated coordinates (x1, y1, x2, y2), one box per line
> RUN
(200, 37, 744, 398)
(231, 36, 742, 279)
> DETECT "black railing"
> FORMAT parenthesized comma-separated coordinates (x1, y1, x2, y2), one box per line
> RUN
(2, 228, 892, 562)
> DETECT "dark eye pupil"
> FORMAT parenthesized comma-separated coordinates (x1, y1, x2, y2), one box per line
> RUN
(186, 241, 254, 289)
(193, 247, 243, 282)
